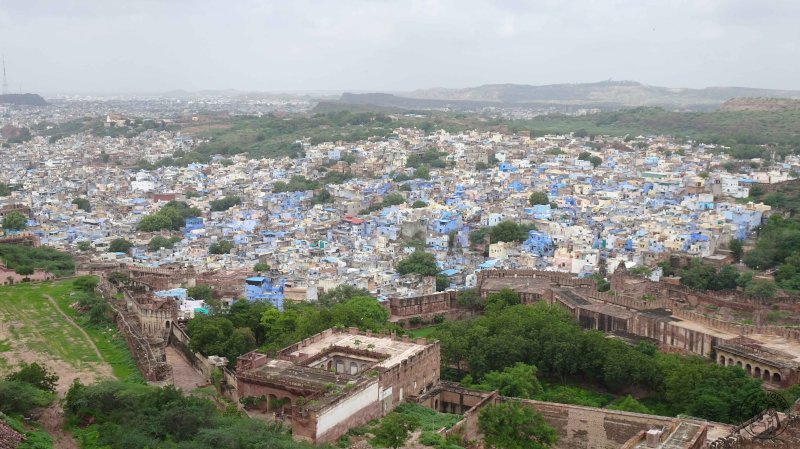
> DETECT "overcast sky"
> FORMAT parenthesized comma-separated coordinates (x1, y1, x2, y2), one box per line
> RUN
(1, 0, 799, 95)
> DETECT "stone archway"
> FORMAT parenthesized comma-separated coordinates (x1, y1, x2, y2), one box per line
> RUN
(268, 394, 278, 411)
(763, 370, 771, 381)
(773, 372, 782, 384)
(754, 367, 762, 378)
(736, 361, 742, 368)
(719, 355, 726, 366)
(746, 364, 752, 376)
(728, 357, 734, 366)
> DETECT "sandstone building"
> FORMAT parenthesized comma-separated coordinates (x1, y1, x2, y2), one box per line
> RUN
(236, 327, 440, 443)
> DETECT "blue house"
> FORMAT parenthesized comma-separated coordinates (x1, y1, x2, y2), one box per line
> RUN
(435, 212, 461, 234)
(185, 217, 204, 234)
(522, 231, 553, 256)
(498, 163, 517, 173)
(244, 276, 285, 311)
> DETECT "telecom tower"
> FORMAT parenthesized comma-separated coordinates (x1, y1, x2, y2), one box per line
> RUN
(1, 56, 8, 95)
(2, 56, 8, 95)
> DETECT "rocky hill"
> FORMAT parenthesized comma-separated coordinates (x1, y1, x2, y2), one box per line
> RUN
(0, 93, 48, 106)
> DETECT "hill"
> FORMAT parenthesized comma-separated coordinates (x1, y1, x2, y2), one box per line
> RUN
(720, 97, 800, 112)
(0, 93, 48, 106)
(334, 81, 800, 111)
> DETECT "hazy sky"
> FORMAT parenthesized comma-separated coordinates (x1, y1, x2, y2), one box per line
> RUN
(2, 0, 799, 94)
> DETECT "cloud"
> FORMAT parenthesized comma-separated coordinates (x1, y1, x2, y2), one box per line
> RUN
(0, 0, 798, 93)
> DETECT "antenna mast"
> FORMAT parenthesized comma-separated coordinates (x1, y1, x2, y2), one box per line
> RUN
(1, 56, 8, 95)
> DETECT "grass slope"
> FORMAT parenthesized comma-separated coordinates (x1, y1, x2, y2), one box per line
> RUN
(0, 280, 142, 383)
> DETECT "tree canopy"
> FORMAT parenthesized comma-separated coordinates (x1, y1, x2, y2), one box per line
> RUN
(72, 197, 91, 212)
(209, 196, 242, 212)
(148, 235, 181, 251)
(0, 244, 75, 276)
(529, 192, 549, 206)
(137, 201, 201, 232)
(470, 221, 535, 245)
(431, 300, 768, 424)
(396, 250, 439, 276)
(209, 240, 235, 255)
(63, 380, 318, 449)
(108, 238, 134, 253)
(2, 211, 26, 231)
(479, 401, 557, 449)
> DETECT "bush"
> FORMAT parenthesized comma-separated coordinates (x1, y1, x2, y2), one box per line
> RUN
(6, 362, 59, 392)
(0, 380, 54, 415)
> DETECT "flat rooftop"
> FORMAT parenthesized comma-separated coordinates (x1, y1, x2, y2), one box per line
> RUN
(634, 422, 703, 449)
(245, 359, 352, 391)
(286, 332, 432, 370)
(482, 277, 553, 295)
(725, 334, 800, 366)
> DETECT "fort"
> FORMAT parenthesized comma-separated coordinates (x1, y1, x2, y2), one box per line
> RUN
(236, 327, 440, 443)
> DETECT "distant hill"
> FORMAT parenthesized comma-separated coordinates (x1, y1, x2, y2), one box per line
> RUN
(720, 97, 800, 112)
(0, 93, 48, 106)
(333, 81, 800, 111)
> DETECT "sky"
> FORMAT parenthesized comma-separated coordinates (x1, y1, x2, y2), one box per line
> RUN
(1, 0, 799, 95)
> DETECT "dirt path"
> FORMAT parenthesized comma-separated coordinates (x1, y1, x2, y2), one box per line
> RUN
(44, 294, 105, 363)
(39, 404, 79, 449)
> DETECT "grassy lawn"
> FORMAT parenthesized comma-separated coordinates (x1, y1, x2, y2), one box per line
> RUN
(0, 279, 142, 383)
(0, 281, 102, 367)
(408, 325, 440, 338)
(53, 279, 144, 383)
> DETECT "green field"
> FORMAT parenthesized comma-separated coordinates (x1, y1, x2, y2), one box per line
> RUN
(0, 279, 142, 388)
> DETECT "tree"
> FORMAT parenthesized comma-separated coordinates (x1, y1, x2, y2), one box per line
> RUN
(6, 362, 59, 392)
(413, 166, 430, 180)
(456, 289, 485, 311)
(209, 196, 242, 212)
(14, 265, 34, 276)
(77, 241, 92, 251)
(479, 401, 558, 449)
(209, 240, 234, 255)
(2, 211, 26, 232)
(383, 192, 406, 207)
(396, 250, 439, 276)
(74, 275, 99, 292)
(608, 395, 652, 414)
(372, 413, 419, 449)
(745, 280, 777, 300)
(729, 239, 744, 263)
(148, 235, 180, 251)
(0, 380, 54, 415)
(254, 262, 271, 273)
(72, 198, 91, 212)
(529, 191, 549, 206)
(108, 238, 133, 253)
(485, 289, 521, 311)
(483, 363, 544, 399)
(411, 200, 428, 208)
(318, 285, 372, 307)
(188, 284, 214, 302)
(589, 155, 602, 168)
(108, 271, 130, 285)
(311, 189, 333, 205)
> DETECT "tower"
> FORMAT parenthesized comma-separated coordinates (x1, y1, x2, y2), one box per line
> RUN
(1, 56, 8, 95)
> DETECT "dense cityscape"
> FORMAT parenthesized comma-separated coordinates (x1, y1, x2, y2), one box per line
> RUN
(3, 2, 800, 449)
